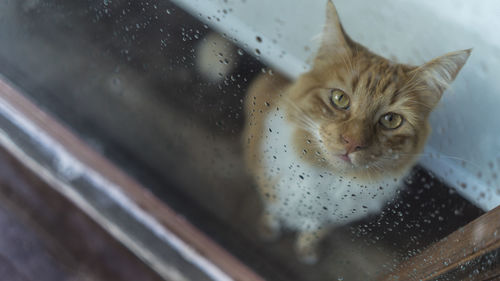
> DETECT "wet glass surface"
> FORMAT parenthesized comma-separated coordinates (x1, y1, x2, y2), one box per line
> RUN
(0, 1, 490, 280)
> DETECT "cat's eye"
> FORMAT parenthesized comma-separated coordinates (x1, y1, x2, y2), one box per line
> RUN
(380, 112, 403, 129)
(330, 89, 350, 109)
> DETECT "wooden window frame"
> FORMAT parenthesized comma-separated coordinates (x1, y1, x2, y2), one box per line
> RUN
(0, 77, 264, 281)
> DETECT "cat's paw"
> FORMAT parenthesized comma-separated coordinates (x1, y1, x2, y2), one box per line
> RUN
(257, 213, 281, 242)
(294, 229, 329, 265)
(294, 240, 319, 265)
(296, 247, 319, 265)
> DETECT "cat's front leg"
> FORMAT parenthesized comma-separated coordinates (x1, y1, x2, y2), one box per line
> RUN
(257, 208, 282, 242)
(254, 175, 283, 241)
(294, 227, 330, 265)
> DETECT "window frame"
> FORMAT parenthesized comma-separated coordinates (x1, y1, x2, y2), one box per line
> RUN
(0, 76, 265, 281)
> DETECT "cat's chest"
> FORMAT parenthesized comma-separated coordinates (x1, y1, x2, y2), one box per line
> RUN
(260, 109, 399, 227)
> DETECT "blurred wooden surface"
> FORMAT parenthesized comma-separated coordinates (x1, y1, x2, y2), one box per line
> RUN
(0, 148, 164, 281)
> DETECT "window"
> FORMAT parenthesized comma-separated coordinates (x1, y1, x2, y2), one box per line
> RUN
(0, 0, 498, 280)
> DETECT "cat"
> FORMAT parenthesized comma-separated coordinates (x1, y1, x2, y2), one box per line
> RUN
(243, 0, 470, 264)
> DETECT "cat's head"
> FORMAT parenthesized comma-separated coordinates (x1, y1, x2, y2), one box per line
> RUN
(286, 0, 470, 179)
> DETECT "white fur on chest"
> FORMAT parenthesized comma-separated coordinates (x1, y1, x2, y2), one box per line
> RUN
(261, 110, 401, 231)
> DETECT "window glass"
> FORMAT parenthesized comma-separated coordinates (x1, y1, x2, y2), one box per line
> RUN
(0, 1, 496, 280)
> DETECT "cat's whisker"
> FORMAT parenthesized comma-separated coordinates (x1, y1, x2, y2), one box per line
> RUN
(372, 152, 482, 171)
(407, 99, 433, 110)
(283, 97, 321, 134)
(364, 162, 386, 182)
(397, 152, 482, 170)
(292, 113, 319, 131)
(370, 162, 385, 172)
(340, 55, 356, 77)
(368, 151, 482, 172)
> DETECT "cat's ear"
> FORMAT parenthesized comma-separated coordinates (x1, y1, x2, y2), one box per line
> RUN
(314, 1, 351, 66)
(413, 49, 471, 107)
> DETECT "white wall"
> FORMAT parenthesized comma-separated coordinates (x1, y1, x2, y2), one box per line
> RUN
(172, 0, 500, 211)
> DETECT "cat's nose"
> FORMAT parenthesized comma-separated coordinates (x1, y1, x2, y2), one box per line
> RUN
(341, 134, 365, 154)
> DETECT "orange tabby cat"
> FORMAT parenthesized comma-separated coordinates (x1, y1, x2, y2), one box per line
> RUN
(243, 0, 470, 263)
